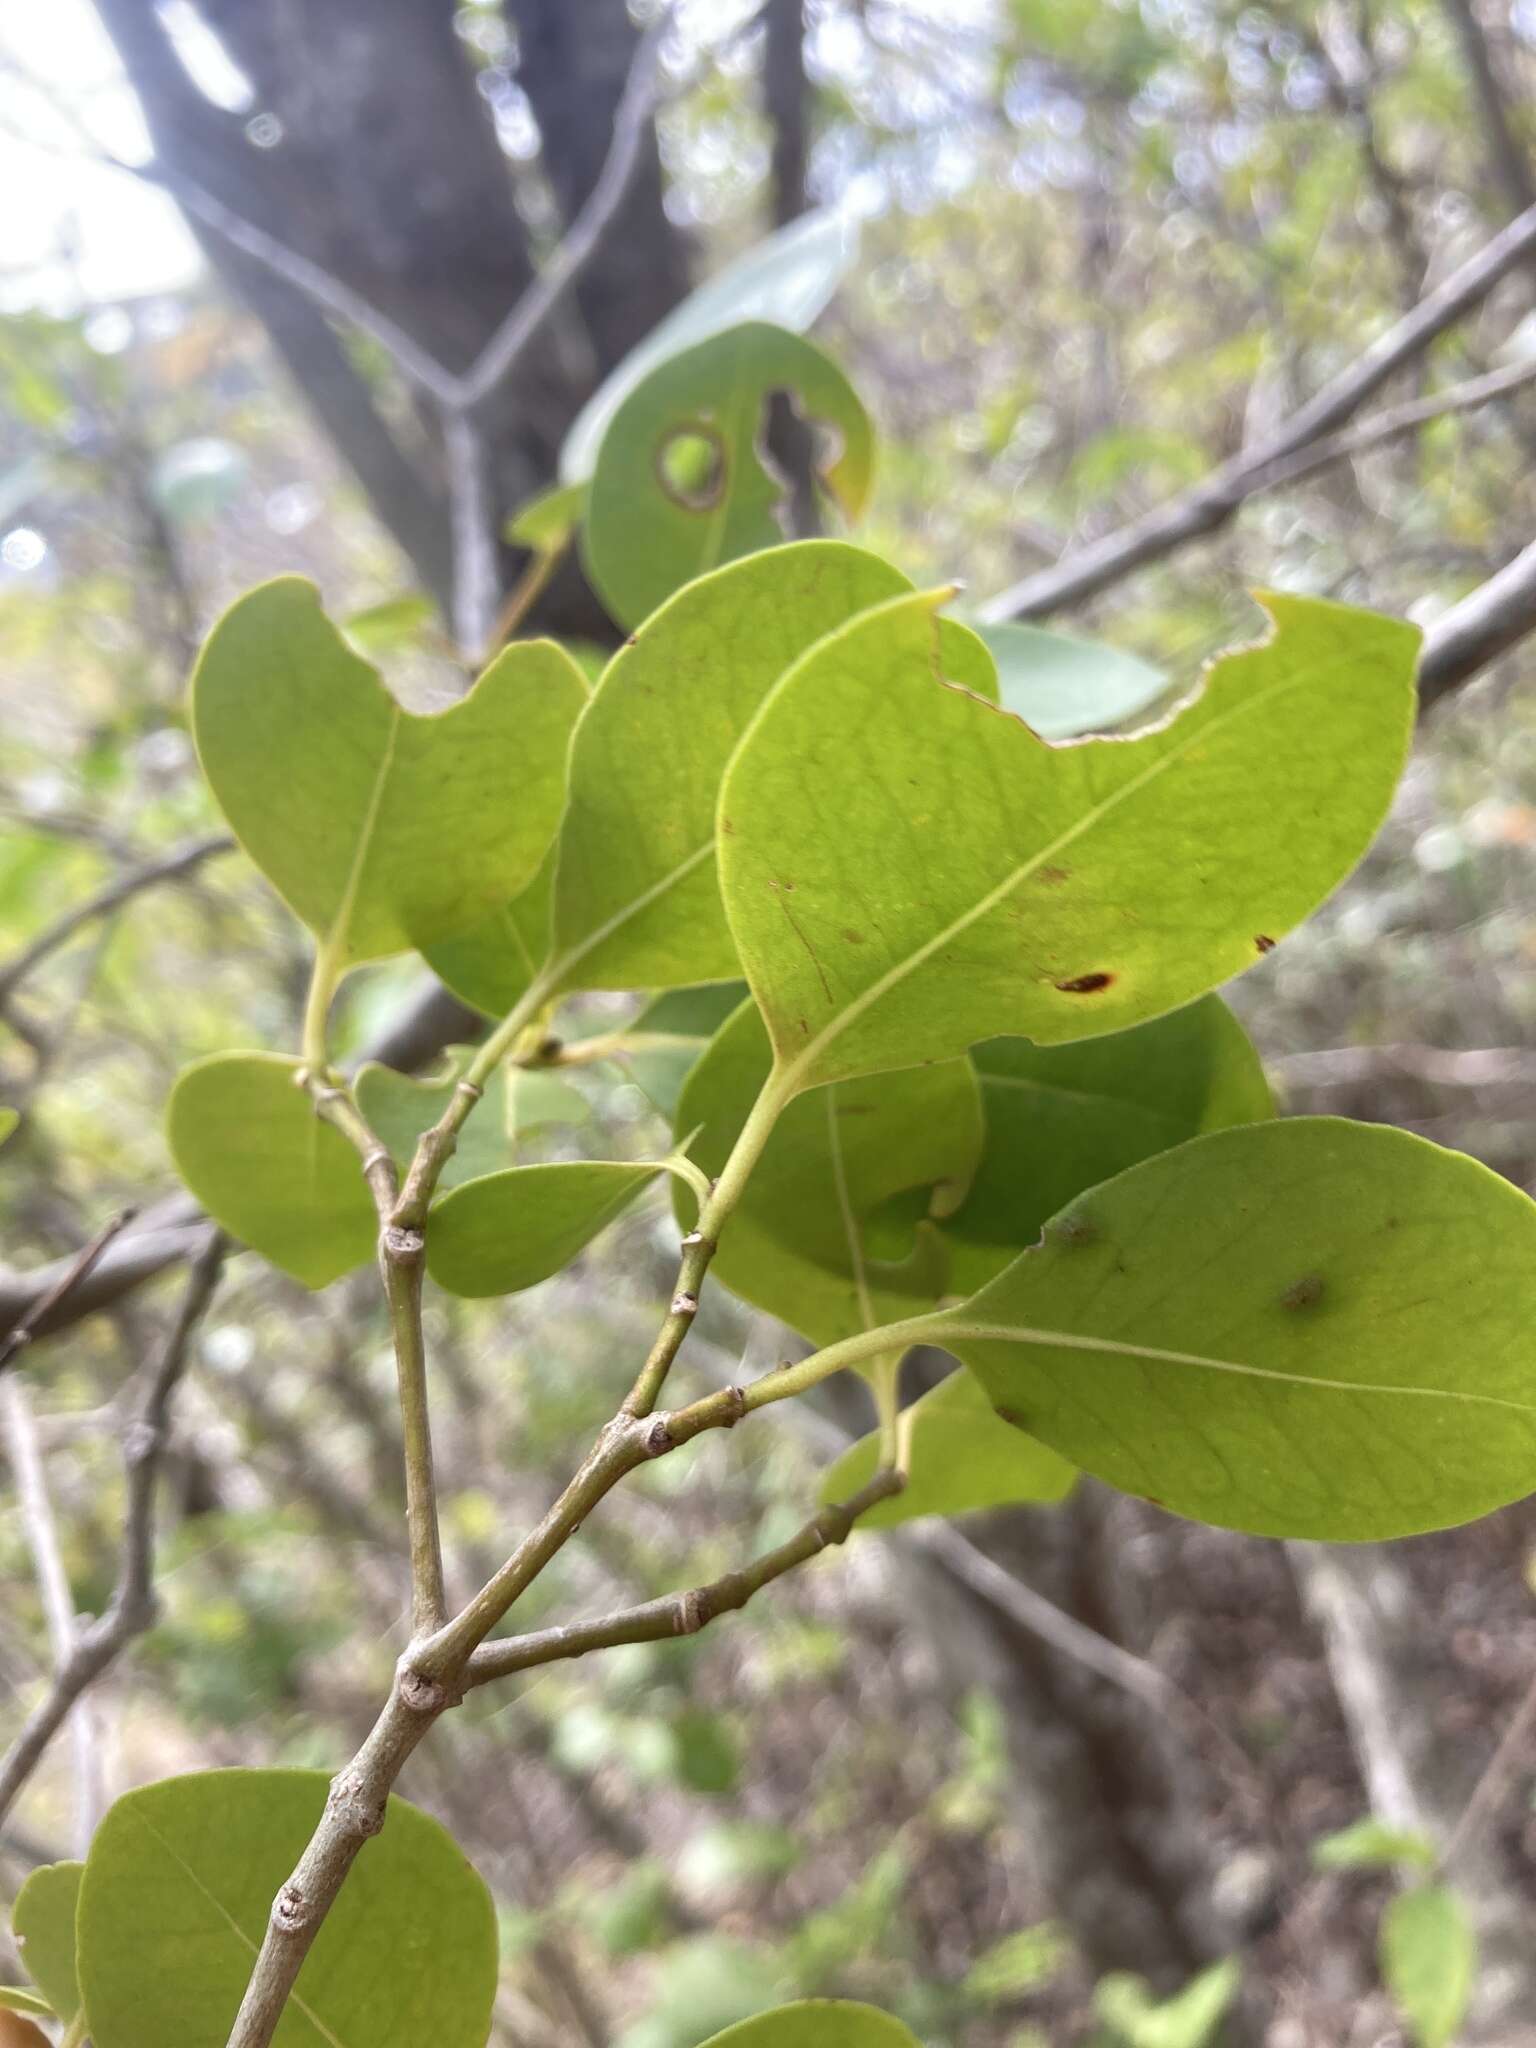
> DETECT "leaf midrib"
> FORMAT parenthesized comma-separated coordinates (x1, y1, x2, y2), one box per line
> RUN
(937, 1319, 1536, 1419)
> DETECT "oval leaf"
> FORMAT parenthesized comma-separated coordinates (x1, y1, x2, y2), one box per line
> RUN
(168, 1052, 376, 1287)
(426, 1161, 660, 1298)
(423, 840, 557, 1019)
(11, 1862, 80, 2024)
(720, 589, 1417, 1094)
(822, 1366, 1075, 1528)
(978, 620, 1170, 738)
(561, 206, 859, 484)
(76, 1768, 497, 2048)
(624, 982, 750, 1117)
(192, 578, 587, 964)
(701, 2003, 919, 2048)
(927, 1118, 1536, 1540)
(677, 999, 981, 1348)
(582, 322, 874, 631)
(1380, 1886, 1475, 2048)
(945, 996, 1273, 1294)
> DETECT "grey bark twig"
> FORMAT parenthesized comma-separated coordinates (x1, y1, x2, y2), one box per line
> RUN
(979, 195, 1536, 623)
(0, 1232, 227, 1833)
(465, 1468, 904, 1685)
(0, 1208, 139, 1375)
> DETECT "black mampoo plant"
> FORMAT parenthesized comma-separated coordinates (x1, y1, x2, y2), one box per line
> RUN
(6, 289, 1530, 2048)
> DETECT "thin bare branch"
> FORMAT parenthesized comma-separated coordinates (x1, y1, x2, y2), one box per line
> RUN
(0, 1233, 227, 1832)
(0, 1208, 139, 1375)
(0, 833, 233, 1008)
(979, 197, 1536, 623)
(465, 1469, 903, 1686)
(1419, 531, 1536, 706)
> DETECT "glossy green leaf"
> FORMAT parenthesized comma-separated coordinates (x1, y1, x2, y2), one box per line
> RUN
(701, 2003, 919, 2048)
(426, 1160, 660, 1298)
(624, 982, 750, 1116)
(582, 322, 874, 631)
(821, 1366, 1075, 1528)
(1312, 1817, 1437, 1873)
(354, 1052, 586, 1192)
(549, 542, 910, 995)
(978, 620, 1169, 738)
(561, 206, 859, 485)
(1380, 1886, 1475, 2048)
(676, 999, 981, 1347)
(10, 1862, 80, 2022)
(192, 577, 587, 964)
(926, 1118, 1536, 1540)
(720, 589, 1417, 1094)
(168, 1053, 376, 1287)
(945, 996, 1272, 1293)
(76, 1769, 497, 2048)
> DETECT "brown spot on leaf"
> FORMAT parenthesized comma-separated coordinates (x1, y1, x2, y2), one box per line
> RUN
(1055, 971, 1114, 994)
(1280, 1272, 1325, 1311)
(720, 816, 735, 836)
(842, 928, 866, 944)
(1048, 1210, 1098, 1248)
(1255, 934, 1276, 953)
(996, 1406, 1035, 1433)
(1039, 865, 1070, 886)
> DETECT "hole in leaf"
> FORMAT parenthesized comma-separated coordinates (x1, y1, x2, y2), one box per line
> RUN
(655, 423, 727, 511)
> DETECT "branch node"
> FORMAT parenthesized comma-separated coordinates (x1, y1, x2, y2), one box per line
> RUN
(361, 1147, 392, 1175)
(676, 1588, 710, 1635)
(398, 1667, 452, 1714)
(644, 1415, 675, 1456)
(680, 1229, 713, 1252)
(453, 1079, 484, 1103)
(273, 1883, 309, 1932)
(382, 1225, 425, 1266)
(669, 1291, 699, 1317)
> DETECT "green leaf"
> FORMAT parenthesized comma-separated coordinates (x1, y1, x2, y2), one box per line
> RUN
(977, 621, 1170, 738)
(1380, 1886, 1475, 2048)
(75, 1768, 497, 2048)
(549, 541, 910, 996)
(623, 983, 751, 1117)
(0, 1107, 16, 1147)
(339, 594, 437, 658)
(167, 1053, 376, 1287)
(422, 841, 557, 1018)
(670, 1709, 741, 1795)
(676, 998, 981, 1348)
(506, 479, 586, 551)
(425, 1160, 661, 1298)
(1094, 1960, 1241, 2048)
(11, 1862, 81, 2023)
(1312, 1816, 1438, 1873)
(925, 1118, 1536, 1540)
(191, 578, 588, 965)
(582, 322, 874, 631)
(561, 206, 859, 485)
(700, 2004, 920, 2048)
(0, 1991, 52, 2019)
(720, 588, 1417, 1095)
(945, 996, 1273, 1294)
(821, 1366, 1075, 1528)
(961, 1923, 1072, 2003)
(353, 1052, 586, 1192)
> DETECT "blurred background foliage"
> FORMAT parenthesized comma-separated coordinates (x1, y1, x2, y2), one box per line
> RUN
(6, 2, 1536, 2044)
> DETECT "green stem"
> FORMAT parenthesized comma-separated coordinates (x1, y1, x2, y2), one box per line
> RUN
(301, 935, 346, 1074)
(60, 2013, 88, 2048)
(869, 1350, 904, 1469)
(622, 1064, 794, 1417)
(380, 1228, 446, 1635)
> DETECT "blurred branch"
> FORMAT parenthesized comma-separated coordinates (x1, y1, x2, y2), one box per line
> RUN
(465, 1468, 903, 1686)
(0, 1234, 227, 1832)
(0, 1376, 103, 1851)
(0, 1209, 139, 1375)
(980, 196, 1536, 624)
(1271, 1042, 1536, 1087)
(0, 832, 233, 1009)
(1440, 0, 1536, 217)
(1419, 532, 1536, 706)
